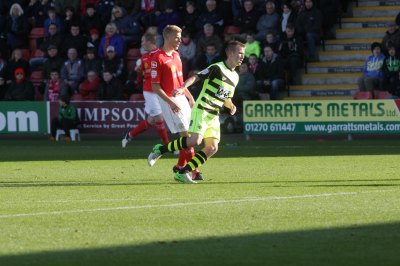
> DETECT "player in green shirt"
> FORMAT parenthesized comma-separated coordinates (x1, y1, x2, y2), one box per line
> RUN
(148, 40, 245, 183)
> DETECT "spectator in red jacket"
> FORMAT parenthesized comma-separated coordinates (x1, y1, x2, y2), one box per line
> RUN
(80, 70, 100, 100)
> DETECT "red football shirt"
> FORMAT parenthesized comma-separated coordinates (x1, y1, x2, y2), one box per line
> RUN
(141, 48, 159, 92)
(150, 49, 183, 96)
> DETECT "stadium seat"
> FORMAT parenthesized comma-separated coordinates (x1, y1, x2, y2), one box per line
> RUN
(21, 49, 30, 61)
(56, 129, 81, 141)
(126, 48, 141, 61)
(70, 94, 83, 101)
(30, 71, 43, 89)
(353, 91, 373, 99)
(31, 49, 45, 58)
(29, 27, 45, 51)
(129, 93, 144, 101)
(374, 91, 392, 99)
(223, 25, 241, 41)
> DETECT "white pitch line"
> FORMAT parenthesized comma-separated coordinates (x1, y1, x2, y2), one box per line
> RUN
(0, 189, 398, 219)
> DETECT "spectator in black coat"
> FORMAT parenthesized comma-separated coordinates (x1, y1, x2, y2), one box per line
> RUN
(101, 45, 125, 81)
(60, 24, 88, 58)
(6, 3, 30, 50)
(39, 23, 63, 52)
(319, 0, 339, 39)
(81, 3, 104, 36)
(196, 42, 223, 70)
(180, 1, 200, 38)
(4, 68, 35, 101)
(258, 45, 285, 100)
(295, 0, 322, 61)
(234, 0, 261, 35)
(42, 45, 64, 80)
(278, 23, 304, 84)
(0, 74, 8, 100)
(97, 70, 124, 100)
(279, 2, 296, 34)
(196, 0, 224, 37)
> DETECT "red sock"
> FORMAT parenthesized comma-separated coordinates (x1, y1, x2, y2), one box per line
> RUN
(154, 121, 169, 144)
(129, 120, 149, 138)
(184, 147, 195, 162)
(177, 150, 186, 168)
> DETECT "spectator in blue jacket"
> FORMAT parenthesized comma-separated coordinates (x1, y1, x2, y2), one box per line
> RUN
(98, 22, 125, 59)
(358, 42, 385, 97)
(43, 7, 62, 37)
(196, 0, 224, 37)
(111, 6, 142, 46)
(155, 5, 181, 36)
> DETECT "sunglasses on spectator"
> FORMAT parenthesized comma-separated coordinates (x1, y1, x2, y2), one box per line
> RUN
(16, 73, 24, 76)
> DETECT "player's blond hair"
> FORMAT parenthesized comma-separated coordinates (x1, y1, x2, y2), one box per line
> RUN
(162, 25, 182, 38)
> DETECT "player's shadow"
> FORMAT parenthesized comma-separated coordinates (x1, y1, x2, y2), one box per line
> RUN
(0, 222, 399, 266)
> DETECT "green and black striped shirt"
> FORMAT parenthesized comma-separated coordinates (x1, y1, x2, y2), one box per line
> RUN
(194, 61, 239, 116)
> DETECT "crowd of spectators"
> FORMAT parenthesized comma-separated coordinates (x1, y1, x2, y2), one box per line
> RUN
(1, 0, 393, 102)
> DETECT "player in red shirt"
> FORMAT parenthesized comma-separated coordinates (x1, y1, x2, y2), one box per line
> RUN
(150, 25, 202, 181)
(122, 32, 169, 148)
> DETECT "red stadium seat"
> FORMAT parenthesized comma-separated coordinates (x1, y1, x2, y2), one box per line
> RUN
(31, 49, 45, 58)
(30, 70, 43, 88)
(374, 91, 392, 99)
(129, 93, 144, 101)
(30, 27, 45, 39)
(224, 25, 241, 36)
(126, 48, 141, 61)
(70, 94, 83, 101)
(21, 49, 30, 61)
(353, 91, 373, 99)
(223, 25, 241, 41)
(29, 27, 45, 51)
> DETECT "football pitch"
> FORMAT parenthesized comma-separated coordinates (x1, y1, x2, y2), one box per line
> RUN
(1, 136, 400, 265)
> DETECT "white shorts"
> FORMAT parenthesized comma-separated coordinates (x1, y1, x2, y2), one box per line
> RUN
(158, 94, 191, 134)
(143, 91, 162, 117)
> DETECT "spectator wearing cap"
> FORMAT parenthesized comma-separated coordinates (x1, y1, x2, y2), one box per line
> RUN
(98, 22, 125, 59)
(358, 42, 385, 97)
(83, 47, 102, 76)
(81, 4, 104, 35)
(111, 5, 142, 46)
(60, 48, 85, 95)
(39, 23, 63, 52)
(381, 21, 400, 56)
(42, 45, 64, 80)
(61, 24, 88, 58)
(4, 68, 35, 101)
(87, 28, 101, 52)
(97, 69, 124, 100)
(6, 3, 30, 50)
(101, 45, 124, 81)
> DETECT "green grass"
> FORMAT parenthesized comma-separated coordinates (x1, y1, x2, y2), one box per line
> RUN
(1, 136, 400, 265)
